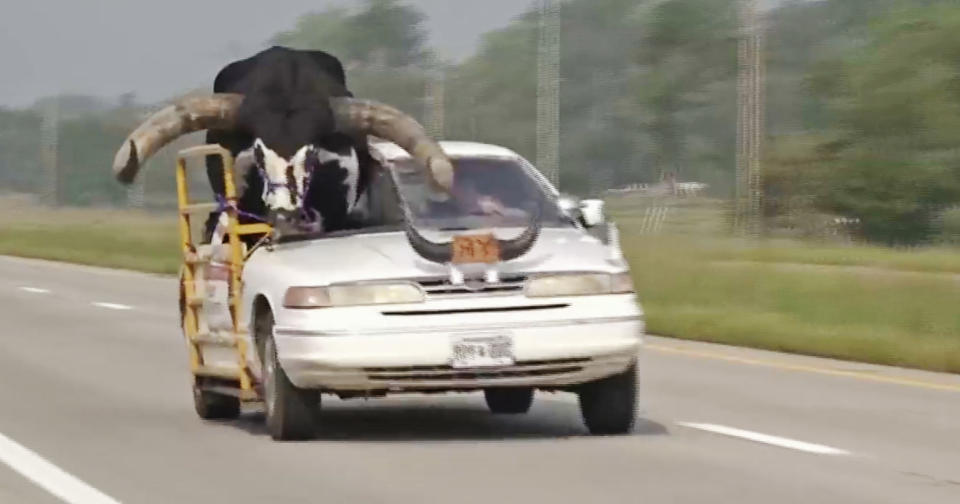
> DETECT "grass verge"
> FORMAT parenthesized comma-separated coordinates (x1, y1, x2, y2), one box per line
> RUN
(0, 203, 180, 274)
(624, 236, 960, 373)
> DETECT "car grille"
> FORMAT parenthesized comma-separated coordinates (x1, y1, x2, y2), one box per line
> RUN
(416, 275, 527, 298)
(363, 358, 590, 382)
(381, 304, 567, 316)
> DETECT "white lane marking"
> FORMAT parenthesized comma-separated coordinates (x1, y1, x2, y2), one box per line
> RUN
(677, 422, 851, 456)
(0, 430, 122, 504)
(91, 302, 132, 311)
(19, 287, 51, 294)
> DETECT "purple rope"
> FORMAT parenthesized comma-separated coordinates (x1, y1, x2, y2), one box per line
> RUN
(258, 167, 288, 197)
(296, 167, 320, 225)
(214, 194, 269, 223)
(214, 159, 323, 233)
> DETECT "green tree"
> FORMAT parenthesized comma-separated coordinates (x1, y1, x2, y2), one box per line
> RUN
(445, 12, 539, 165)
(272, 0, 427, 68)
(631, 0, 739, 191)
(445, 0, 653, 194)
(443, 0, 743, 195)
(0, 108, 42, 194)
(766, 1, 960, 243)
(58, 115, 131, 206)
(271, 0, 431, 121)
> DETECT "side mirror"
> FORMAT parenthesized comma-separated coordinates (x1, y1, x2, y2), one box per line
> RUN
(558, 195, 582, 222)
(579, 199, 605, 227)
(558, 195, 580, 215)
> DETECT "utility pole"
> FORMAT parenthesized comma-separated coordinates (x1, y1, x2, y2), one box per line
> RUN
(591, 70, 617, 196)
(39, 97, 60, 207)
(126, 102, 149, 209)
(537, 0, 561, 189)
(424, 57, 446, 140)
(127, 175, 146, 209)
(735, 0, 765, 236)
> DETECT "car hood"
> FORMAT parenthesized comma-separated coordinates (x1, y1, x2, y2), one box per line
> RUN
(244, 227, 628, 285)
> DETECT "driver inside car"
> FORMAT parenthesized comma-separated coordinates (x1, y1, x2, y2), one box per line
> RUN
(433, 175, 529, 222)
(455, 178, 507, 216)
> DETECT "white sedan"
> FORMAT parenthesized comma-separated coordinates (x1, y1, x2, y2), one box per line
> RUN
(214, 141, 644, 439)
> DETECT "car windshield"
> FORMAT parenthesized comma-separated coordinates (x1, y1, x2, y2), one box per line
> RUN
(390, 156, 569, 231)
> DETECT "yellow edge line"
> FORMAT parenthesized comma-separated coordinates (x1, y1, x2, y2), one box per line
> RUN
(646, 344, 960, 393)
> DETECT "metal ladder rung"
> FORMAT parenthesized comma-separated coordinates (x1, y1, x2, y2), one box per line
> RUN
(237, 223, 273, 236)
(200, 384, 261, 402)
(184, 252, 209, 265)
(193, 332, 239, 347)
(181, 202, 220, 214)
(195, 365, 243, 380)
(187, 296, 241, 308)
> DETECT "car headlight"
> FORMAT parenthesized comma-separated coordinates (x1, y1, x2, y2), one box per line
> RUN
(524, 273, 634, 298)
(283, 282, 425, 308)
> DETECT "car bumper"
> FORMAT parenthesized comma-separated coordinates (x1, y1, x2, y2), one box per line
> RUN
(273, 316, 643, 392)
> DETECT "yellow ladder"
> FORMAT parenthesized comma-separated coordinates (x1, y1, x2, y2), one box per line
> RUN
(176, 145, 272, 401)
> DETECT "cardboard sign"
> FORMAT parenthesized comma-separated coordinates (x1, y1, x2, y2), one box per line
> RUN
(452, 234, 500, 264)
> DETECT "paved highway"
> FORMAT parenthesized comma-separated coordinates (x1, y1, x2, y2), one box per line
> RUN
(1, 255, 958, 503)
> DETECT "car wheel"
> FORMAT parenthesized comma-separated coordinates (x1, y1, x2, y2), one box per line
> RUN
(484, 387, 534, 414)
(193, 378, 241, 420)
(578, 362, 638, 435)
(259, 312, 318, 441)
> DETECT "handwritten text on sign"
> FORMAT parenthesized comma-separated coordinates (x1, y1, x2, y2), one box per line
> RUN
(452, 234, 500, 264)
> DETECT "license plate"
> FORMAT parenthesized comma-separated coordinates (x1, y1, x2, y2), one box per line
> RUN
(451, 335, 514, 368)
(452, 234, 500, 264)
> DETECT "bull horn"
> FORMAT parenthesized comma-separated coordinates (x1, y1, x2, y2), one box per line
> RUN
(405, 222, 453, 264)
(112, 93, 243, 184)
(497, 216, 542, 262)
(404, 204, 543, 264)
(329, 97, 453, 193)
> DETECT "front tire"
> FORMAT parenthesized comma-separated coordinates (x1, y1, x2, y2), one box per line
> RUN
(578, 363, 638, 435)
(258, 312, 318, 441)
(484, 387, 534, 414)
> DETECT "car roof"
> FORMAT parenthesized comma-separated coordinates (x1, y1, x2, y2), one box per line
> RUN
(371, 140, 521, 161)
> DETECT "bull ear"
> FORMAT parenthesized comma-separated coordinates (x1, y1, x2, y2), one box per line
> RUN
(303, 146, 320, 171)
(253, 139, 266, 168)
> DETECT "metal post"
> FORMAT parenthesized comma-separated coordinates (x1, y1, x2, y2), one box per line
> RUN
(128, 105, 163, 209)
(751, 5, 766, 237)
(127, 178, 146, 208)
(537, 0, 561, 189)
(735, 0, 765, 236)
(39, 98, 60, 206)
(591, 70, 616, 196)
(424, 59, 446, 139)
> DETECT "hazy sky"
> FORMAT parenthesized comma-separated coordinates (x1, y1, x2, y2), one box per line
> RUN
(0, 0, 530, 108)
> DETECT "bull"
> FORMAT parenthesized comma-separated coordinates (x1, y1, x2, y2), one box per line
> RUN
(111, 46, 538, 262)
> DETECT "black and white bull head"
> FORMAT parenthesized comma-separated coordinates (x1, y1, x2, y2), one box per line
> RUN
(238, 139, 360, 233)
